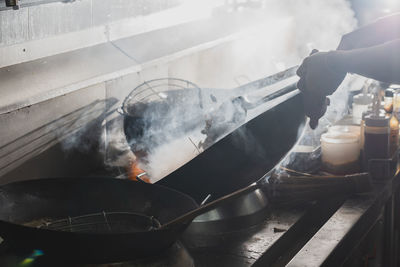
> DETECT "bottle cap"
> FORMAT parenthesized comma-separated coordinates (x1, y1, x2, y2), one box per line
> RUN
(385, 89, 394, 98)
(365, 114, 390, 127)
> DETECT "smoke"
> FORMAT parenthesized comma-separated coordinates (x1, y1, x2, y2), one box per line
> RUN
(144, 131, 204, 180)
(52, 100, 111, 155)
(218, 0, 358, 85)
(255, 0, 367, 174)
(282, 0, 357, 54)
(121, 80, 244, 182)
(107, 0, 361, 181)
(103, 118, 136, 168)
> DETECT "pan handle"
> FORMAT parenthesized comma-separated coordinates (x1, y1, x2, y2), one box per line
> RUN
(238, 82, 299, 111)
(235, 65, 298, 93)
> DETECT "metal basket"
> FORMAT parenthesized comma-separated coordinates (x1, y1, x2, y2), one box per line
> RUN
(121, 78, 204, 114)
(37, 211, 161, 234)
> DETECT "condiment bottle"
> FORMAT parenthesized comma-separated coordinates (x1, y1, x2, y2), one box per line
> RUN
(360, 110, 371, 159)
(363, 114, 390, 170)
(393, 89, 400, 145)
(393, 89, 400, 115)
(352, 93, 373, 124)
(384, 89, 394, 113)
(390, 115, 399, 157)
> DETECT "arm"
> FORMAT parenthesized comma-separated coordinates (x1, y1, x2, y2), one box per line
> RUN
(297, 39, 400, 128)
(331, 39, 400, 84)
(338, 13, 400, 50)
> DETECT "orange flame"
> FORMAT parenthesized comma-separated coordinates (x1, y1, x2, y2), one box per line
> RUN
(129, 162, 151, 183)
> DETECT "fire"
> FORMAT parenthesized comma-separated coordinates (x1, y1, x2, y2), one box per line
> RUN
(129, 162, 151, 183)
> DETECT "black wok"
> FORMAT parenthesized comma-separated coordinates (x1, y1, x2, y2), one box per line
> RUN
(122, 68, 298, 159)
(0, 177, 198, 263)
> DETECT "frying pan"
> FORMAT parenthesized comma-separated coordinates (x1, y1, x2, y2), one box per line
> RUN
(0, 177, 198, 263)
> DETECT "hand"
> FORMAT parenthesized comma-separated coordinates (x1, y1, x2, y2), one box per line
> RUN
(302, 92, 331, 129)
(297, 51, 346, 129)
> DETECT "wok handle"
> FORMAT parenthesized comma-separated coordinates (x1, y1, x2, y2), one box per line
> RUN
(159, 181, 264, 230)
(243, 82, 299, 110)
(259, 83, 299, 103)
(235, 65, 298, 92)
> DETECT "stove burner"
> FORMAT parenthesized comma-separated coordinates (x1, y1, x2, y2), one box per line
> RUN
(34, 211, 161, 234)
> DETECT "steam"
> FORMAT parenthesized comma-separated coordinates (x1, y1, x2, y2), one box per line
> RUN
(259, 0, 365, 174)
(144, 132, 204, 180)
(105, 0, 360, 181)
(122, 83, 242, 182)
(104, 118, 135, 168)
(52, 99, 112, 155)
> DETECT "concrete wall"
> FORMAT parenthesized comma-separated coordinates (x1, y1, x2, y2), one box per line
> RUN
(0, 0, 221, 67)
(0, 0, 181, 46)
(0, 82, 107, 180)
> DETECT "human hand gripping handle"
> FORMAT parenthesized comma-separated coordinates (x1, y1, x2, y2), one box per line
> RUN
(297, 49, 346, 129)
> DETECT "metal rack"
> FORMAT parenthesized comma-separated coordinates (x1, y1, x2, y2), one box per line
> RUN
(37, 211, 161, 233)
(121, 78, 203, 114)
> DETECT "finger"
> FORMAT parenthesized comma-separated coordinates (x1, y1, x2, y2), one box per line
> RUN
(296, 58, 307, 77)
(297, 78, 307, 92)
(309, 100, 327, 129)
(325, 97, 330, 106)
(319, 101, 328, 119)
(310, 49, 319, 55)
(297, 49, 318, 77)
(303, 94, 326, 129)
(296, 64, 306, 78)
(309, 118, 319, 129)
(296, 65, 305, 77)
(303, 94, 316, 118)
(297, 77, 306, 92)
